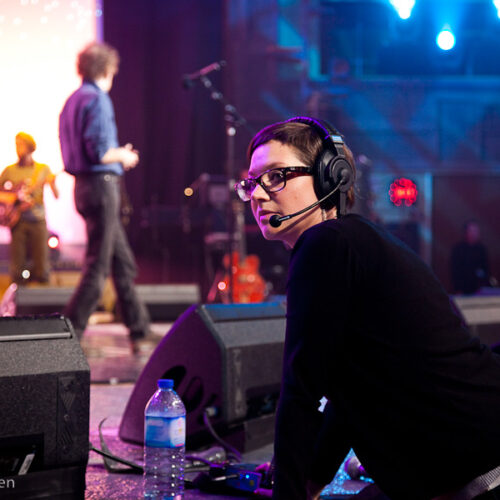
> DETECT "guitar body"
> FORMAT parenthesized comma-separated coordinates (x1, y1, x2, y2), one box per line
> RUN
(220, 251, 267, 303)
(0, 166, 45, 230)
(210, 199, 267, 303)
(0, 191, 28, 228)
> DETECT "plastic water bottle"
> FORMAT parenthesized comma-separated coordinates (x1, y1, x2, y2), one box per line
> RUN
(144, 379, 186, 499)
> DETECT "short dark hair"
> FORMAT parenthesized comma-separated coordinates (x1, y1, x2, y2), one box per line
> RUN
(77, 42, 120, 81)
(247, 120, 356, 210)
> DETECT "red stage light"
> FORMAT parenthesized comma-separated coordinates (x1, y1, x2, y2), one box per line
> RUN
(389, 178, 418, 207)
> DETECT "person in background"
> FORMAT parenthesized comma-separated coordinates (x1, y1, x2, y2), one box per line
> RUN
(451, 220, 491, 295)
(0, 132, 59, 284)
(235, 117, 500, 500)
(59, 41, 151, 353)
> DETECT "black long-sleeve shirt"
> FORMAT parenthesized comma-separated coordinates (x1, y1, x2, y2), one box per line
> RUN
(451, 240, 490, 294)
(273, 214, 500, 500)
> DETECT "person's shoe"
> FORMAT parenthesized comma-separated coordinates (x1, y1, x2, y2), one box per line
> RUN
(130, 332, 160, 355)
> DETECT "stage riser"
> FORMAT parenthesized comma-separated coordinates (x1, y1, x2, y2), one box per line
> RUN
(134, 284, 201, 321)
(453, 294, 500, 346)
(11, 283, 200, 322)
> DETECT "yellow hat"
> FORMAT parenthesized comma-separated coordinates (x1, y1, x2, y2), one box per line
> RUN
(16, 132, 36, 153)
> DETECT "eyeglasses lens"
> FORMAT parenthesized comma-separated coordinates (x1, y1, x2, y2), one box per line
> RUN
(236, 180, 253, 201)
(262, 170, 285, 191)
(236, 169, 289, 201)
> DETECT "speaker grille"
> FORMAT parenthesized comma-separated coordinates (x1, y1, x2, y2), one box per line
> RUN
(0, 316, 89, 470)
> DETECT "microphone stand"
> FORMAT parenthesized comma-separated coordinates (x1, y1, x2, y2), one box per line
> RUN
(197, 75, 254, 303)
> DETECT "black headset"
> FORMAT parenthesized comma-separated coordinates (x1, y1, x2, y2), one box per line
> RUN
(286, 116, 354, 215)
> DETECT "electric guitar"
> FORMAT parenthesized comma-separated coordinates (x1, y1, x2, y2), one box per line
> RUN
(220, 200, 267, 303)
(0, 163, 55, 228)
(0, 183, 36, 228)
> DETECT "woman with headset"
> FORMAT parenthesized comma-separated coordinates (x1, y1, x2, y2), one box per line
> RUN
(234, 117, 500, 500)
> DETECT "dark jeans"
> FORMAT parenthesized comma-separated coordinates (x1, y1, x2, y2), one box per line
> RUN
(64, 173, 150, 339)
(10, 218, 49, 283)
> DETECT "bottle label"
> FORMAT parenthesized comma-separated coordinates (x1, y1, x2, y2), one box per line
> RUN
(145, 416, 186, 448)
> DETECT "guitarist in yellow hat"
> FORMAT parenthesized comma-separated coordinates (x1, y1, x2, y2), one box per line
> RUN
(0, 132, 59, 284)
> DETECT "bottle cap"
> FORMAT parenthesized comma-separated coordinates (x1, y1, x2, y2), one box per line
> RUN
(157, 379, 174, 389)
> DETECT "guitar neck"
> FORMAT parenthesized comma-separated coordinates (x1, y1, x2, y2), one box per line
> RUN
(232, 200, 247, 260)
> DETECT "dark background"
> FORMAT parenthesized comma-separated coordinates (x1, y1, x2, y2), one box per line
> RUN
(102, 0, 500, 297)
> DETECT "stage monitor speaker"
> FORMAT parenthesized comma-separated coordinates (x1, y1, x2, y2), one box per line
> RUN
(452, 293, 500, 346)
(0, 315, 90, 500)
(134, 284, 201, 321)
(119, 301, 286, 450)
(14, 286, 75, 316)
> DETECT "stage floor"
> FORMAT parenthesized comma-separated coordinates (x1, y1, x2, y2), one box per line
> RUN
(82, 322, 376, 500)
(87, 383, 276, 499)
(84, 322, 276, 499)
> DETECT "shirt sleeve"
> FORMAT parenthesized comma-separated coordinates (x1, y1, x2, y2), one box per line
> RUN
(272, 224, 356, 499)
(480, 244, 490, 281)
(81, 93, 116, 164)
(43, 164, 56, 183)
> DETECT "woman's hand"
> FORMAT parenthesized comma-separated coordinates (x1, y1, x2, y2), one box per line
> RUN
(254, 487, 272, 498)
(253, 462, 273, 497)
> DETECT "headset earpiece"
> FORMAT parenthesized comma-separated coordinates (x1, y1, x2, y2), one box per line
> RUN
(286, 116, 354, 214)
(332, 158, 354, 193)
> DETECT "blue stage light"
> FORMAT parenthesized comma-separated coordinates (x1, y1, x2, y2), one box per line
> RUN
(436, 29, 456, 50)
(389, 0, 416, 20)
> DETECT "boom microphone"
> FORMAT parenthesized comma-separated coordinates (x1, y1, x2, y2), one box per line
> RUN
(269, 182, 342, 228)
(182, 60, 226, 89)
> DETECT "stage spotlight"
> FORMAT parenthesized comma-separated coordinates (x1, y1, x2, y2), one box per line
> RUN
(48, 235, 59, 249)
(436, 29, 455, 51)
(494, 0, 500, 18)
(47, 232, 61, 264)
(389, 0, 415, 20)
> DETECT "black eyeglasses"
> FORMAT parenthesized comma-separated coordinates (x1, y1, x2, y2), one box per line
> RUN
(234, 166, 313, 202)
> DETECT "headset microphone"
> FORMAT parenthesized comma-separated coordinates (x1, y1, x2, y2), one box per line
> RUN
(269, 181, 342, 228)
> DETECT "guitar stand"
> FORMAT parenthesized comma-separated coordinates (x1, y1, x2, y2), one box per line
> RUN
(190, 72, 255, 303)
(204, 231, 233, 303)
(206, 269, 228, 304)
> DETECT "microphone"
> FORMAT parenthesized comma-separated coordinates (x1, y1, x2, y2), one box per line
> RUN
(269, 182, 342, 228)
(182, 60, 226, 89)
